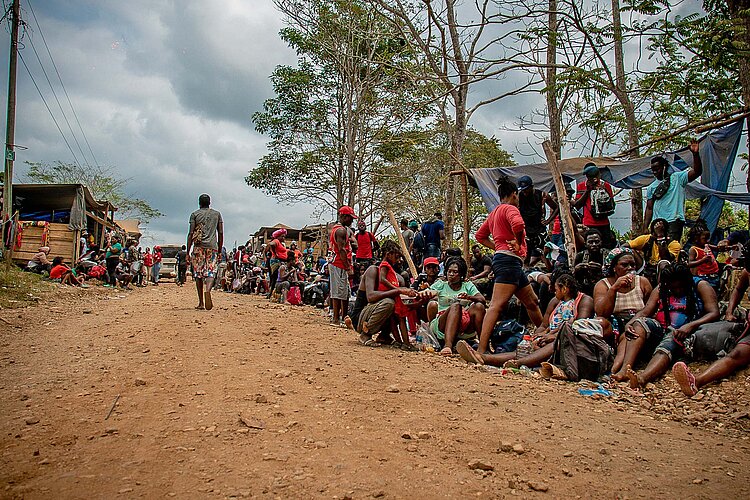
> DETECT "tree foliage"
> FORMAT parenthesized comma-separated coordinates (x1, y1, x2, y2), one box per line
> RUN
(24, 161, 163, 223)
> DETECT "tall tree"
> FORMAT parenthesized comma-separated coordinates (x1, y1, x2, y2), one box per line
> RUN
(248, 0, 430, 217)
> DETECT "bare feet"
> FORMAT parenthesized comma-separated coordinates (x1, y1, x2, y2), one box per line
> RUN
(611, 370, 630, 382)
(503, 360, 520, 369)
(343, 316, 354, 330)
(672, 361, 698, 397)
(195, 304, 205, 310)
(626, 365, 642, 390)
(440, 346, 452, 356)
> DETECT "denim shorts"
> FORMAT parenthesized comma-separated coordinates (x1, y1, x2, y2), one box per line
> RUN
(634, 318, 683, 361)
(491, 252, 529, 288)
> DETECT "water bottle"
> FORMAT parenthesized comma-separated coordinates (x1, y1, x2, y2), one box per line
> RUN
(516, 335, 532, 359)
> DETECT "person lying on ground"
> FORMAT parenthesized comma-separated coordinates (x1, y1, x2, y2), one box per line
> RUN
(377, 240, 416, 350)
(49, 257, 86, 286)
(416, 257, 486, 355)
(27, 246, 52, 273)
(348, 259, 415, 348)
(475, 175, 544, 355)
(616, 263, 719, 388)
(456, 273, 593, 368)
(594, 248, 653, 371)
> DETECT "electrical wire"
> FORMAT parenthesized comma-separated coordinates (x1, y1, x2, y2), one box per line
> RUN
(25, 27, 91, 168)
(26, 0, 99, 167)
(18, 50, 82, 166)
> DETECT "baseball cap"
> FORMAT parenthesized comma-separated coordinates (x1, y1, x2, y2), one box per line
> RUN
(584, 163, 599, 177)
(338, 206, 358, 218)
(517, 175, 533, 191)
(423, 257, 439, 267)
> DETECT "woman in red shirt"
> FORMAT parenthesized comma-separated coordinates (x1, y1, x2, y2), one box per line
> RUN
(474, 176, 544, 354)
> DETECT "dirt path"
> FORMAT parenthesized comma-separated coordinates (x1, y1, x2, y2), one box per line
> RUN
(1, 284, 748, 499)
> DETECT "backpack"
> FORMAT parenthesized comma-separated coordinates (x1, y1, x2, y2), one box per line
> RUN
(549, 321, 614, 382)
(413, 232, 425, 252)
(590, 186, 615, 219)
(287, 286, 303, 305)
(488, 319, 525, 354)
(683, 321, 746, 361)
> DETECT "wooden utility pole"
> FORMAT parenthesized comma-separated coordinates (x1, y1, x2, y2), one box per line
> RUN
(2, 0, 19, 229)
(542, 141, 576, 268)
(387, 208, 418, 279)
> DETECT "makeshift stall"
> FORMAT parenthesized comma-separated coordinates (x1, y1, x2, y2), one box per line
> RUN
(6, 183, 117, 265)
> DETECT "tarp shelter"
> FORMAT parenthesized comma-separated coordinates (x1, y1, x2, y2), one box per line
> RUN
(4, 183, 118, 265)
(470, 118, 749, 236)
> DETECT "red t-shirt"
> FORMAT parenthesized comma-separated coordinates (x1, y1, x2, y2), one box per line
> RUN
(50, 264, 69, 280)
(355, 231, 376, 259)
(329, 224, 353, 269)
(475, 203, 527, 259)
(576, 180, 613, 227)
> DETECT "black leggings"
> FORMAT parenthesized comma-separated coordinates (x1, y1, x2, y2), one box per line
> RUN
(106, 257, 119, 286)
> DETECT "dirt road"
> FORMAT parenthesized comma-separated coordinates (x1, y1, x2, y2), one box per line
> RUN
(1, 284, 748, 499)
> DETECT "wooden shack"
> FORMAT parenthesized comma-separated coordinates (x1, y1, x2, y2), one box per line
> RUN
(8, 184, 117, 265)
(248, 223, 329, 257)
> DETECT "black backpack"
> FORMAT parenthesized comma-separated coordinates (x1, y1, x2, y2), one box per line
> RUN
(590, 186, 615, 219)
(549, 322, 614, 382)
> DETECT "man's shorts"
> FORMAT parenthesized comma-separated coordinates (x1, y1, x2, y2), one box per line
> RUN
(357, 298, 395, 335)
(191, 247, 217, 279)
(329, 264, 351, 300)
(491, 253, 529, 288)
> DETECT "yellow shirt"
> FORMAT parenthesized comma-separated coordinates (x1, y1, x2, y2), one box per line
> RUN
(628, 234, 681, 265)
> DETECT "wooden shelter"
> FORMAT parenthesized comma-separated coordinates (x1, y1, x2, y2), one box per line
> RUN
(115, 219, 142, 242)
(6, 183, 117, 265)
(248, 222, 330, 257)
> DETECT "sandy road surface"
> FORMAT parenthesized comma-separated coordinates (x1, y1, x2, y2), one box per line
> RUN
(1, 284, 749, 499)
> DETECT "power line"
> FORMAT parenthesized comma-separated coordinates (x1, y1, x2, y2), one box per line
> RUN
(26, 0, 99, 167)
(24, 24, 91, 167)
(18, 50, 82, 166)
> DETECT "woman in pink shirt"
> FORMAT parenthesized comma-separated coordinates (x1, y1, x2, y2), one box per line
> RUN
(474, 176, 544, 354)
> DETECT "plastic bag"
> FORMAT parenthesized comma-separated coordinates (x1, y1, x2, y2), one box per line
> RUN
(416, 322, 441, 351)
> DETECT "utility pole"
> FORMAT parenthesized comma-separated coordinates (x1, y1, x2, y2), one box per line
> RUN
(2, 0, 19, 234)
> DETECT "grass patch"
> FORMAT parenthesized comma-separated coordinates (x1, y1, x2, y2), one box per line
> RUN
(0, 264, 54, 309)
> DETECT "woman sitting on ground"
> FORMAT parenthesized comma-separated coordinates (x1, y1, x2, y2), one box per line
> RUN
(621, 263, 719, 388)
(673, 264, 750, 396)
(456, 273, 593, 369)
(49, 257, 86, 286)
(593, 247, 653, 379)
(417, 256, 486, 355)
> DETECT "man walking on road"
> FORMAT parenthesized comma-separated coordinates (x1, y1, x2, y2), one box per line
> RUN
(187, 194, 223, 310)
(329, 206, 357, 326)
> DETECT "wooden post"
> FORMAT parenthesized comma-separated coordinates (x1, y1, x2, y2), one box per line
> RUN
(387, 208, 418, 279)
(460, 173, 470, 259)
(542, 140, 576, 268)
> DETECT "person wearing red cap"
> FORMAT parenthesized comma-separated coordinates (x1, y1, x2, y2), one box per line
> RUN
(329, 206, 358, 326)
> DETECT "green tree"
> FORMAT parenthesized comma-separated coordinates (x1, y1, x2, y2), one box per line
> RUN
(24, 161, 163, 223)
(247, 0, 432, 217)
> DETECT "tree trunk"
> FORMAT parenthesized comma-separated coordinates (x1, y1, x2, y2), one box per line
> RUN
(611, 0, 642, 232)
(547, 0, 561, 158)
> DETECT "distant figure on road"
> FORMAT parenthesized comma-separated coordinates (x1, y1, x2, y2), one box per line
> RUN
(187, 194, 224, 310)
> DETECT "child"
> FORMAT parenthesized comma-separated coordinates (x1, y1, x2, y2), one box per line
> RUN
(687, 227, 720, 289)
(378, 240, 416, 350)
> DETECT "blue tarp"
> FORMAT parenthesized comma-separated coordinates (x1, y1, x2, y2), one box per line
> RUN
(470, 118, 748, 235)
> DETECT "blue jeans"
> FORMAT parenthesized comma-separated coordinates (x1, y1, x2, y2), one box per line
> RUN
(152, 262, 161, 283)
(425, 243, 441, 259)
(550, 233, 564, 247)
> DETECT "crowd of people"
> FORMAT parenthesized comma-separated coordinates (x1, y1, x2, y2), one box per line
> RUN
(210, 140, 749, 395)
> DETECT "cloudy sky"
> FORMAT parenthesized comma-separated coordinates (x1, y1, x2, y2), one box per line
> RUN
(0, 0, 740, 246)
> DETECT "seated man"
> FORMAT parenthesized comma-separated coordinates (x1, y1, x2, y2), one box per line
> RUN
(350, 261, 416, 347)
(469, 245, 493, 298)
(618, 264, 719, 388)
(574, 229, 606, 297)
(625, 218, 680, 286)
(114, 257, 134, 288)
(417, 257, 486, 355)
(49, 257, 86, 286)
(456, 273, 593, 369)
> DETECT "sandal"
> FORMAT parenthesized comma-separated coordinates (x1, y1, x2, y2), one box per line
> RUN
(456, 340, 484, 365)
(358, 337, 381, 348)
(400, 343, 419, 352)
(672, 361, 698, 397)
